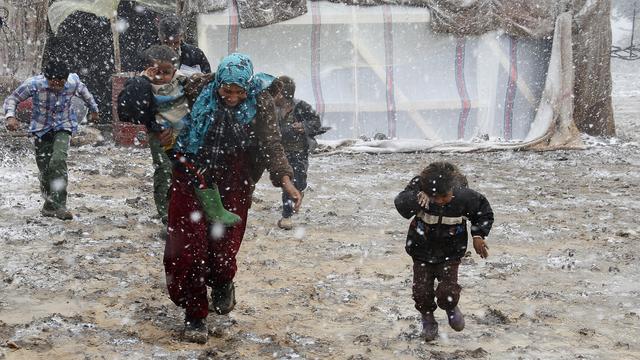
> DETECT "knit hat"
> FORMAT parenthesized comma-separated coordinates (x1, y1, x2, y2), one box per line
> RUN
(43, 59, 70, 80)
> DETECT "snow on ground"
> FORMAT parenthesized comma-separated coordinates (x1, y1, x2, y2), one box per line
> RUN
(0, 60, 639, 360)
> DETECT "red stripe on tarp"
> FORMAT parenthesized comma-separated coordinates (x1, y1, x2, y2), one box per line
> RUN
(455, 37, 471, 139)
(383, 5, 397, 138)
(503, 37, 518, 140)
(228, 0, 239, 54)
(310, 2, 325, 116)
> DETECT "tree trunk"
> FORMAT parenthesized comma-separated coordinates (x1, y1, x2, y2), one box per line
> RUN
(0, 0, 49, 78)
(572, 0, 616, 137)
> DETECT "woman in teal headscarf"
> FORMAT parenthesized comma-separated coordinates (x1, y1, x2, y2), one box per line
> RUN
(159, 53, 302, 343)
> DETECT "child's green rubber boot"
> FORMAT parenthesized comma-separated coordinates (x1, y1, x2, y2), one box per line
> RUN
(194, 186, 242, 226)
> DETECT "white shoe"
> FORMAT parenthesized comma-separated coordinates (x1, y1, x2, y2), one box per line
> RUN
(277, 217, 293, 230)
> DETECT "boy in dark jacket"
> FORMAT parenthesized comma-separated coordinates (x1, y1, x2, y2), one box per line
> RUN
(273, 76, 323, 230)
(394, 161, 493, 341)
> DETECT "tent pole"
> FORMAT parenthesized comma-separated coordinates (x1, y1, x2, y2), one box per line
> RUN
(111, 16, 121, 73)
(350, 40, 440, 141)
(476, 34, 500, 138)
(486, 37, 536, 106)
(630, 2, 637, 57)
(351, 8, 359, 138)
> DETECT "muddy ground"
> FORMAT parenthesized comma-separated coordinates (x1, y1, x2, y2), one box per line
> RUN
(0, 60, 639, 360)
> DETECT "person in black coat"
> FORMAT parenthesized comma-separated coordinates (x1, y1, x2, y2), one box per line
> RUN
(273, 75, 324, 230)
(394, 161, 494, 341)
(158, 15, 211, 74)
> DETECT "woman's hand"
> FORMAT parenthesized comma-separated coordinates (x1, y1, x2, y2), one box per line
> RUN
(157, 128, 174, 147)
(281, 175, 302, 212)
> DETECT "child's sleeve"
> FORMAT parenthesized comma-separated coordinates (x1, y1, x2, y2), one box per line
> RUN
(75, 78, 99, 113)
(394, 176, 422, 219)
(117, 77, 160, 132)
(296, 101, 322, 136)
(197, 50, 212, 74)
(184, 73, 213, 107)
(116, 79, 139, 123)
(254, 91, 294, 187)
(3, 79, 33, 118)
(278, 117, 298, 140)
(466, 190, 494, 238)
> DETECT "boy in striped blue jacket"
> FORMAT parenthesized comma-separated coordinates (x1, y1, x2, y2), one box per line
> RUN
(3, 59, 99, 220)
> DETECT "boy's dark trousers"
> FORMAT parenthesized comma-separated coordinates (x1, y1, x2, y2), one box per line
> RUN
(282, 151, 308, 218)
(148, 135, 173, 222)
(412, 259, 462, 314)
(35, 131, 71, 210)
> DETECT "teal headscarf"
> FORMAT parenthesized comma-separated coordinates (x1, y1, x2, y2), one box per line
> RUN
(177, 53, 275, 155)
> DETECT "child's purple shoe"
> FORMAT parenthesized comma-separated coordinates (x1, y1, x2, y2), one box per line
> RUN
(421, 312, 438, 341)
(446, 306, 465, 331)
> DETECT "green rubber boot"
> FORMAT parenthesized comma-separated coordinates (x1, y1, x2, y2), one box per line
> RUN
(194, 185, 242, 226)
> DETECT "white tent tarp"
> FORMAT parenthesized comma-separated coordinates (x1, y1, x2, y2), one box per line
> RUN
(198, 2, 581, 151)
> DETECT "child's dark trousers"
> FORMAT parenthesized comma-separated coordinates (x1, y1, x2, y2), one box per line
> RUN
(35, 130, 71, 210)
(412, 259, 462, 314)
(281, 151, 308, 218)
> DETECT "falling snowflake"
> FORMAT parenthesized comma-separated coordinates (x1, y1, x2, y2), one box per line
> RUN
(50, 178, 66, 192)
(190, 211, 203, 222)
(210, 222, 225, 239)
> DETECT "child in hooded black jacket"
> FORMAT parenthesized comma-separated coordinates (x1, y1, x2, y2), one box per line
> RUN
(394, 161, 494, 341)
